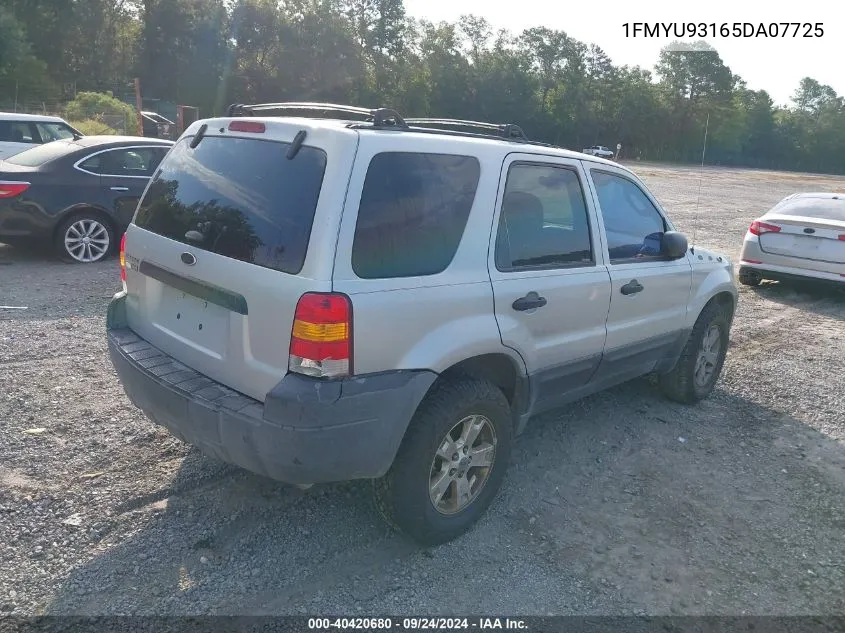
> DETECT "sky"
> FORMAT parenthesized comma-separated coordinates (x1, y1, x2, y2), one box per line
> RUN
(403, 0, 841, 107)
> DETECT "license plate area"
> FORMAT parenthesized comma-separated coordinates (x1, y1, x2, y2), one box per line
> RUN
(155, 284, 229, 356)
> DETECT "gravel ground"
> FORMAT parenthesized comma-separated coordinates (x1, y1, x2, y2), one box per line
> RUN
(1, 163, 845, 617)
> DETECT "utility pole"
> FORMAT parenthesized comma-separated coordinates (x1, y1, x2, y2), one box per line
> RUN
(133, 78, 144, 136)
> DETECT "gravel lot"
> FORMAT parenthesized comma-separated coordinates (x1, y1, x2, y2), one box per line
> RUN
(1, 163, 844, 617)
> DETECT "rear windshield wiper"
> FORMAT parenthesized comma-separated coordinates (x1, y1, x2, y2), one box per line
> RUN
(286, 130, 306, 160)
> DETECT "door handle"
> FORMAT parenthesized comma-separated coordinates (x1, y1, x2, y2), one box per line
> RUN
(620, 279, 644, 295)
(110, 186, 129, 192)
(512, 292, 547, 311)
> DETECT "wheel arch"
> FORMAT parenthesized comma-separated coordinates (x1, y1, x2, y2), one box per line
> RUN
(703, 290, 736, 323)
(431, 352, 529, 422)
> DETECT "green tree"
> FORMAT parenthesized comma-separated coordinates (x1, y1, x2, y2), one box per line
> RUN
(65, 91, 137, 133)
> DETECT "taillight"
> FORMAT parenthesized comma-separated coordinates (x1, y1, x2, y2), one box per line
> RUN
(749, 221, 781, 236)
(228, 120, 266, 133)
(0, 181, 30, 198)
(838, 234, 845, 241)
(119, 233, 127, 283)
(289, 293, 352, 378)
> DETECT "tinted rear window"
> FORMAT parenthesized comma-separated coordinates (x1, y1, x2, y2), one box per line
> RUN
(5, 140, 78, 166)
(351, 152, 480, 279)
(134, 136, 327, 275)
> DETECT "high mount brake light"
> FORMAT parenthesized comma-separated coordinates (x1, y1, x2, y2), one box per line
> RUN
(289, 293, 352, 379)
(228, 120, 266, 133)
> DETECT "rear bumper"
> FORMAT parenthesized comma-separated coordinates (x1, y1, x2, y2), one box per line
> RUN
(739, 261, 845, 286)
(107, 293, 436, 484)
(0, 200, 53, 239)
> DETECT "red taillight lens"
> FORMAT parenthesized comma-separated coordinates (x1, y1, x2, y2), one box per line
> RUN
(119, 233, 127, 282)
(749, 221, 781, 236)
(0, 181, 30, 199)
(289, 293, 352, 378)
(838, 234, 845, 241)
(228, 120, 266, 133)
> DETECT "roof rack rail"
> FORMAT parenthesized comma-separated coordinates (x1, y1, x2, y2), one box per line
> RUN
(225, 102, 407, 128)
(404, 118, 528, 141)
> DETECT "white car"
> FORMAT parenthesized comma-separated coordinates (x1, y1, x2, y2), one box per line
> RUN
(0, 113, 83, 160)
(738, 192, 845, 287)
(583, 145, 615, 159)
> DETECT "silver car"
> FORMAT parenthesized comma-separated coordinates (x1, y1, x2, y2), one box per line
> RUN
(739, 192, 845, 287)
(106, 103, 737, 545)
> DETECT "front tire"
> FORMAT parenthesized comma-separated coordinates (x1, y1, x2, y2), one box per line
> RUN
(659, 301, 730, 404)
(374, 378, 513, 546)
(54, 213, 115, 263)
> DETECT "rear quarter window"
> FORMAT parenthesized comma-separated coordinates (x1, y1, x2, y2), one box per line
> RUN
(133, 136, 327, 275)
(351, 152, 481, 279)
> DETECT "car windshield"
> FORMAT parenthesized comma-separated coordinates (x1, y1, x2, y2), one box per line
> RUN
(4, 140, 79, 166)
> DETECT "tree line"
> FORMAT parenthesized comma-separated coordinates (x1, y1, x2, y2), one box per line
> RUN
(1, 0, 844, 174)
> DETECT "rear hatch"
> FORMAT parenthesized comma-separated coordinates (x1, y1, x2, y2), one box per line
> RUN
(123, 118, 358, 401)
(758, 208, 845, 269)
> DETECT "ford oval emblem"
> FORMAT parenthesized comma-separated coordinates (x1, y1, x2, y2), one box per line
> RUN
(180, 252, 197, 266)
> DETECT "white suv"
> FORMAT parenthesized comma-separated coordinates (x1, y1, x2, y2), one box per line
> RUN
(0, 113, 83, 160)
(107, 103, 737, 545)
(582, 145, 615, 159)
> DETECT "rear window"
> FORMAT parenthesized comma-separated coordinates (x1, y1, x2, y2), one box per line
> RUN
(5, 140, 78, 166)
(351, 152, 480, 279)
(134, 136, 327, 275)
(772, 199, 845, 223)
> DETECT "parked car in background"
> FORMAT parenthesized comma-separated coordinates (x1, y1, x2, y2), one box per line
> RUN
(0, 136, 172, 262)
(106, 104, 736, 546)
(141, 111, 175, 140)
(0, 113, 83, 160)
(582, 145, 615, 159)
(738, 192, 845, 288)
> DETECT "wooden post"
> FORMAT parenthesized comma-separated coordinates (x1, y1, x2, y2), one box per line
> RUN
(134, 78, 144, 136)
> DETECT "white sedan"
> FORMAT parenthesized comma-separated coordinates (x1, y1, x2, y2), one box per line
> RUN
(738, 192, 845, 287)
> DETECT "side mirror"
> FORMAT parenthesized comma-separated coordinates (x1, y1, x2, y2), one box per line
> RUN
(661, 231, 689, 259)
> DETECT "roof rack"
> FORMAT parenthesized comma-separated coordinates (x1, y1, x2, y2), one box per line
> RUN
(225, 102, 407, 128)
(404, 118, 528, 141)
(223, 102, 544, 146)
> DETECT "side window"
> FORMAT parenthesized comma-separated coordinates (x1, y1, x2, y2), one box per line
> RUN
(0, 121, 38, 144)
(147, 147, 169, 173)
(36, 123, 76, 142)
(591, 170, 667, 262)
(351, 152, 480, 279)
(78, 154, 103, 174)
(100, 148, 163, 177)
(495, 163, 593, 271)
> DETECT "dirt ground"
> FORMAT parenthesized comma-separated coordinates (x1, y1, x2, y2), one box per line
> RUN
(1, 163, 844, 617)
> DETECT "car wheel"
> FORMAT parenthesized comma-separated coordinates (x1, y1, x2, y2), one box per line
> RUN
(373, 378, 513, 546)
(738, 268, 762, 286)
(55, 213, 115, 263)
(659, 301, 730, 404)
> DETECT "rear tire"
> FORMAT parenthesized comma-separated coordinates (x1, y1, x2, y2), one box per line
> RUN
(373, 378, 513, 546)
(738, 268, 762, 287)
(659, 301, 730, 404)
(54, 213, 115, 263)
